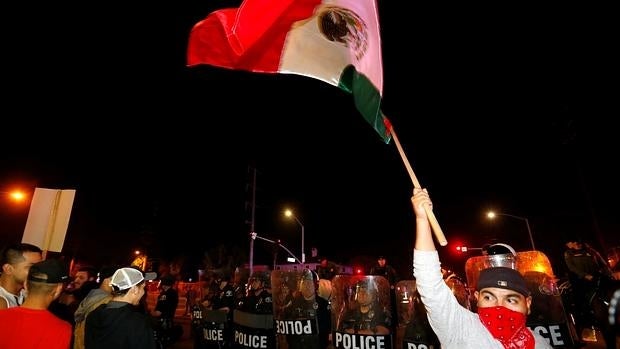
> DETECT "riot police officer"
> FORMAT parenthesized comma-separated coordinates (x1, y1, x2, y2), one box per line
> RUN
(285, 270, 331, 349)
(238, 271, 272, 314)
(339, 278, 391, 335)
(151, 275, 179, 347)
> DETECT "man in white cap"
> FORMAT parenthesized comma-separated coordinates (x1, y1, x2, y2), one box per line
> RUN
(84, 267, 157, 349)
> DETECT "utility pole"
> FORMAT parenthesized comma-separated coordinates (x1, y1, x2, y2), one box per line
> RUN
(247, 165, 257, 275)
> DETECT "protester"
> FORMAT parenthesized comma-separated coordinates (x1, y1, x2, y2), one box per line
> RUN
(411, 188, 552, 349)
(72, 265, 116, 349)
(51, 264, 99, 325)
(69, 265, 99, 301)
(0, 242, 43, 309)
(0, 258, 72, 349)
(85, 267, 157, 349)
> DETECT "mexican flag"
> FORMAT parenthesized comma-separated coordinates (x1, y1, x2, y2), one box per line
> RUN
(187, 0, 391, 143)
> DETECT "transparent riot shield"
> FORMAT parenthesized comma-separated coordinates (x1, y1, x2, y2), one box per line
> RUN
(465, 250, 579, 348)
(394, 274, 471, 349)
(444, 275, 471, 311)
(331, 275, 393, 349)
(318, 278, 334, 303)
(272, 269, 331, 349)
(394, 280, 439, 349)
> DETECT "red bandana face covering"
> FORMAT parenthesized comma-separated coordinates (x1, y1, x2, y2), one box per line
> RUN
(478, 306, 535, 349)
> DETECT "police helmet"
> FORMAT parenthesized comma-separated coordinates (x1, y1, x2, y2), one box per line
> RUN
(212, 269, 224, 282)
(483, 243, 517, 268)
(248, 271, 271, 288)
(484, 243, 516, 256)
(299, 269, 320, 290)
(354, 278, 378, 300)
(562, 232, 584, 244)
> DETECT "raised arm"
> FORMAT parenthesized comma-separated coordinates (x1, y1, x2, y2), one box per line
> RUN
(412, 188, 436, 252)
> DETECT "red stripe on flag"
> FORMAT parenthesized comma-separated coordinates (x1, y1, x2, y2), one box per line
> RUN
(187, 0, 322, 72)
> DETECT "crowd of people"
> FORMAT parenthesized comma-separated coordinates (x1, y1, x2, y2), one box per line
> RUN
(1, 191, 619, 349)
(0, 243, 182, 349)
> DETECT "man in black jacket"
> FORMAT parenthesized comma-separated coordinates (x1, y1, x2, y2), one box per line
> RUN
(85, 267, 157, 349)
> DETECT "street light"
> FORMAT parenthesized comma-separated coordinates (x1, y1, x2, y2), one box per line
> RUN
(1, 190, 27, 202)
(284, 209, 305, 263)
(486, 211, 536, 251)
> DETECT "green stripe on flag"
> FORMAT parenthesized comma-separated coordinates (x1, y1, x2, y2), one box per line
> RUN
(339, 65, 391, 144)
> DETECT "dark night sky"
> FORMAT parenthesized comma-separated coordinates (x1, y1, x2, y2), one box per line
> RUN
(0, 2, 617, 277)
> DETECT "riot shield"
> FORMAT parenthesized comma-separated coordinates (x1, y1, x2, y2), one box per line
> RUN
(394, 280, 439, 349)
(465, 250, 578, 348)
(331, 275, 393, 349)
(272, 269, 331, 349)
(231, 271, 275, 349)
(231, 309, 274, 349)
(444, 275, 471, 310)
(191, 303, 230, 349)
(318, 278, 334, 302)
(394, 275, 471, 349)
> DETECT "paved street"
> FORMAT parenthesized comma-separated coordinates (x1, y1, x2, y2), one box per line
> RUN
(170, 337, 193, 349)
(168, 316, 193, 349)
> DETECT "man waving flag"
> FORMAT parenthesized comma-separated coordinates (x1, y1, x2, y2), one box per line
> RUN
(187, 0, 391, 143)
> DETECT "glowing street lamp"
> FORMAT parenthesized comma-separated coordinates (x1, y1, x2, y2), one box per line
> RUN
(1, 190, 27, 202)
(284, 209, 305, 263)
(487, 211, 536, 251)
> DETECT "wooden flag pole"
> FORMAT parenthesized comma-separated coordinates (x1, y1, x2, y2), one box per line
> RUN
(388, 122, 448, 246)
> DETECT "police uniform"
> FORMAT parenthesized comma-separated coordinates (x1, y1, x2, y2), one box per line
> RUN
(285, 295, 331, 349)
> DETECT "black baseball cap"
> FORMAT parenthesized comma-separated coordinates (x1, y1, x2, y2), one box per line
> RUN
(477, 267, 530, 297)
(28, 259, 70, 284)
